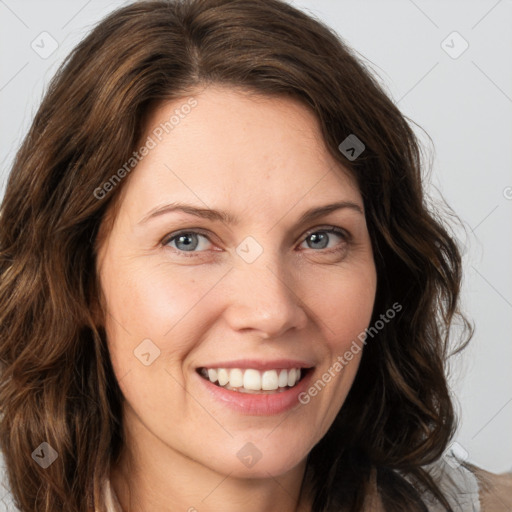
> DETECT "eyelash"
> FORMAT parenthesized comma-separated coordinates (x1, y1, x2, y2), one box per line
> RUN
(161, 226, 350, 258)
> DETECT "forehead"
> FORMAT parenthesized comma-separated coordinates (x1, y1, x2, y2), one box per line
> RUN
(115, 86, 362, 223)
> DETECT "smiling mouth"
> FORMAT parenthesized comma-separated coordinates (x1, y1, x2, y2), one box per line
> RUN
(197, 367, 312, 394)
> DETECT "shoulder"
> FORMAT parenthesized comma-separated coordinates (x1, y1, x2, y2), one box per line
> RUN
(365, 459, 481, 511)
(364, 461, 480, 511)
(422, 457, 481, 511)
(422, 454, 512, 512)
(472, 466, 512, 511)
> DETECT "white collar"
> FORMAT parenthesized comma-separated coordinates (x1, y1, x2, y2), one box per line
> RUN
(101, 477, 123, 512)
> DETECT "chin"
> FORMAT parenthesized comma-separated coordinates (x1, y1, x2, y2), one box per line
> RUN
(203, 436, 312, 479)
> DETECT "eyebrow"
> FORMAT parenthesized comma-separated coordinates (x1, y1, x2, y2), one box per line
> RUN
(138, 200, 363, 226)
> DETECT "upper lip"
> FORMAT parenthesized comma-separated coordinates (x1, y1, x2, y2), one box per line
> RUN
(196, 359, 315, 371)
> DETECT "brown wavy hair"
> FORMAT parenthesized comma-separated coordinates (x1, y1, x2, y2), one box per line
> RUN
(0, 0, 471, 510)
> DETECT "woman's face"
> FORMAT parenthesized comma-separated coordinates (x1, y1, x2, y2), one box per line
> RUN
(97, 86, 377, 479)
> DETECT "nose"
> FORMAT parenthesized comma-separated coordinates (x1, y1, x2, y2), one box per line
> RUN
(222, 257, 309, 339)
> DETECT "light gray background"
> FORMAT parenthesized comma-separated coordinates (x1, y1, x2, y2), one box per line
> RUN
(0, 0, 511, 475)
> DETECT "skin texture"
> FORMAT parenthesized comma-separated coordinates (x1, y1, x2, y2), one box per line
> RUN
(96, 86, 377, 512)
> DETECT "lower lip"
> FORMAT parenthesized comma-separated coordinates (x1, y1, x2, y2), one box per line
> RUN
(196, 370, 314, 416)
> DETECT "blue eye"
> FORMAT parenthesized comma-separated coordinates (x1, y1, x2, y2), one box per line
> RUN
(164, 231, 212, 252)
(300, 228, 348, 251)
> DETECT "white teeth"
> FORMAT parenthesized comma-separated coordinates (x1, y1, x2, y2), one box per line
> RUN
(201, 367, 304, 392)
(207, 369, 218, 383)
(287, 368, 297, 387)
(243, 369, 261, 390)
(217, 368, 229, 386)
(229, 368, 244, 388)
(261, 370, 279, 391)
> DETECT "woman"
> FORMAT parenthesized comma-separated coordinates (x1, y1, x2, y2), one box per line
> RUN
(0, 0, 510, 511)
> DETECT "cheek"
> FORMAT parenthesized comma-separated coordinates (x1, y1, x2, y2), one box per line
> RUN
(101, 256, 225, 339)
(100, 256, 233, 389)
(306, 262, 377, 344)
(300, 263, 376, 428)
